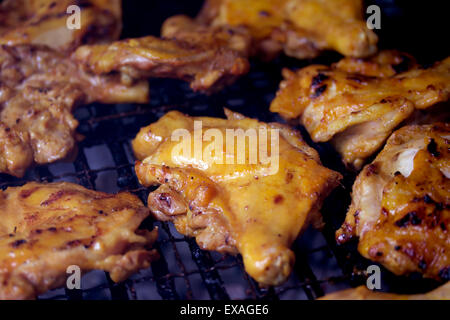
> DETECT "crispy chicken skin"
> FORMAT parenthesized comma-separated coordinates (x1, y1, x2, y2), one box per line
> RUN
(336, 123, 449, 281)
(132, 109, 341, 285)
(0, 0, 122, 52)
(270, 51, 450, 169)
(320, 282, 450, 300)
(195, 0, 378, 59)
(0, 44, 149, 177)
(73, 18, 251, 93)
(0, 182, 158, 300)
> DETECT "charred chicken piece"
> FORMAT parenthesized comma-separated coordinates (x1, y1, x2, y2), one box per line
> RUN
(0, 182, 158, 300)
(132, 109, 341, 286)
(73, 14, 251, 94)
(0, 0, 122, 52)
(336, 123, 449, 281)
(195, 0, 378, 60)
(270, 51, 450, 169)
(320, 282, 450, 300)
(0, 44, 149, 177)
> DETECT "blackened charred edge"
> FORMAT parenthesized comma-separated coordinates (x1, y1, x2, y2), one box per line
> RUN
(310, 85, 327, 99)
(395, 211, 421, 228)
(311, 72, 329, 87)
(10, 239, 27, 248)
(427, 139, 440, 157)
(158, 193, 172, 208)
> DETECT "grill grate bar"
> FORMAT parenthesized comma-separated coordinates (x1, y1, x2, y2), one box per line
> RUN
(187, 238, 230, 300)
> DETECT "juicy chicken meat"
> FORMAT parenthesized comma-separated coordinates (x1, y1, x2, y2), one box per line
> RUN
(0, 0, 122, 52)
(73, 18, 251, 93)
(336, 123, 449, 281)
(194, 0, 378, 59)
(0, 44, 149, 177)
(320, 282, 450, 300)
(270, 51, 450, 169)
(0, 182, 158, 300)
(132, 109, 341, 285)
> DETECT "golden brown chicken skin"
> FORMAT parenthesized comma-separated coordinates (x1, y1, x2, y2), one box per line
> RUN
(0, 182, 158, 300)
(195, 0, 378, 59)
(320, 282, 450, 300)
(336, 123, 449, 281)
(0, 44, 149, 177)
(73, 29, 251, 93)
(132, 109, 341, 286)
(0, 0, 122, 52)
(270, 52, 450, 169)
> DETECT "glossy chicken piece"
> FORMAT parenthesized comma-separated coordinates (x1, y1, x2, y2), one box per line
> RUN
(336, 123, 449, 281)
(0, 44, 149, 177)
(73, 19, 251, 93)
(0, 182, 158, 300)
(0, 0, 121, 52)
(133, 109, 341, 285)
(196, 0, 378, 59)
(320, 282, 450, 300)
(270, 52, 450, 169)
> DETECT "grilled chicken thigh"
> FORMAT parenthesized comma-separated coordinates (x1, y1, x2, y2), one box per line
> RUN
(270, 51, 450, 169)
(73, 24, 251, 93)
(337, 123, 449, 280)
(0, 182, 158, 300)
(0, 0, 122, 52)
(320, 282, 450, 300)
(0, 44, 149, 177)
(195, 0, 378, 59)
(132, 109, 341, 285)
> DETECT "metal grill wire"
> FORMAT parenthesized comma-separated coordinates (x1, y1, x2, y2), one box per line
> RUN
(1, 0, 446, 301)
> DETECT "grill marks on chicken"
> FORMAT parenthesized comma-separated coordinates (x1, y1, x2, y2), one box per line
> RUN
(0, 182, 158, 300)
(195, 0, 378, 60)
(0, 44, 149, 177)
(0, 0, 122, 52)
(132, 109, 341, 285)
(73, 19, 251, 93)
(270, 51, 450, 169)
(336, 123, 449, 281)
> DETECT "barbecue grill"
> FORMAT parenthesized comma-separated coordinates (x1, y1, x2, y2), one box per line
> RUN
(0, 0, 446, 300)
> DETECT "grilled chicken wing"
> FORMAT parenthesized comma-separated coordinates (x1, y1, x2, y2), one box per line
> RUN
(0, 44, 149, 177)
(320, 282, 450, 300)
(270, 51, 450, 169)
(0, 182, 158, 300)
(73, 24, 251, 93)
(195, 0, 378, 59)
(132, 109, 341, 285)
(0, 0, 121, 52)
(336, 123, 449, 281)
